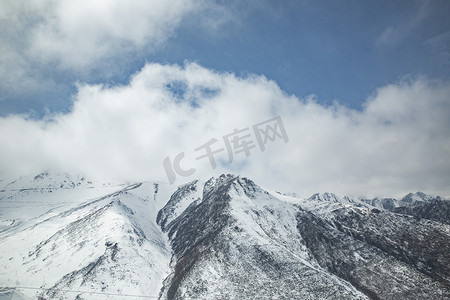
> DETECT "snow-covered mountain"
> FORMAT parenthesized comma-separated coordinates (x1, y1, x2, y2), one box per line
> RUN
(360, 191, 445, 211)
(1, 172, 449, 299)
(0, 172, 173, 299)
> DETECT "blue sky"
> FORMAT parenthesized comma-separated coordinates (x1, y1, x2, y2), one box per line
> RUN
(1, 0, 449, 115)
(1, 0, 450, 197)
(165, 0, 450, 107)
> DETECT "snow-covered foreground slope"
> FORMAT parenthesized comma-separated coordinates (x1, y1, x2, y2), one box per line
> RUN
(0, 172, 173, 299)
(1, 172, 450, 299)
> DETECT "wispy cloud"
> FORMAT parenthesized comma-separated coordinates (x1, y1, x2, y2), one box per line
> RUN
(375, 0, 432, 47)
(1, 63, 449, 198)
(425, 30, 450, 67)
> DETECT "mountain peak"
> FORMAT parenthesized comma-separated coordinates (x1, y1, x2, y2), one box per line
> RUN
(307, 192, 363, 206)
(3, 170, 94, 190)
(401, 191, 436, 204)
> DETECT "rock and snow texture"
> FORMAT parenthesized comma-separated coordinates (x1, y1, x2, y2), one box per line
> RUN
(1, 172, 450, 299)
(158, 176, 450, 299)
(158, 175, 367, 299)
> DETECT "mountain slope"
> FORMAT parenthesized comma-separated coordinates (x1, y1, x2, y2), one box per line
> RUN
(158, 176, 450, 299)
(158, 175, 367, 299)
(1, 172, 449, 299)
(360, 192, 450, 225)
(0, 173, 172, 299)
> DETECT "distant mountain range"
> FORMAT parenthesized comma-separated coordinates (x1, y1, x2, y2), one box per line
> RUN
(1, 172, 449, 299)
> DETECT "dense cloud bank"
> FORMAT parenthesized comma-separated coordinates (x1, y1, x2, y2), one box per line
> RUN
(1, 63, 449, 198)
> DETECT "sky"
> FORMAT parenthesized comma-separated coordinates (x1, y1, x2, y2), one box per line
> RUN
(0, 0, 450, 198)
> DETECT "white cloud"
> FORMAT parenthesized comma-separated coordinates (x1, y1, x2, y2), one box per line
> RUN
(1, 63, 449, 198)
(28, 0, 198, 70)
(0, 0, 216, 100)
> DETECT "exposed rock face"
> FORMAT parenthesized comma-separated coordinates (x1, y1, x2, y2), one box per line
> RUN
(158, 175, 450, 299)
(392, 199, 450, 225)
(158, 175, 367, 299)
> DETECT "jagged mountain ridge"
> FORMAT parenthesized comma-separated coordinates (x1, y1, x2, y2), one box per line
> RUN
(157, 175, 368, 299)
(0, 172, 449, 299)
(158, 175, 450, 299)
